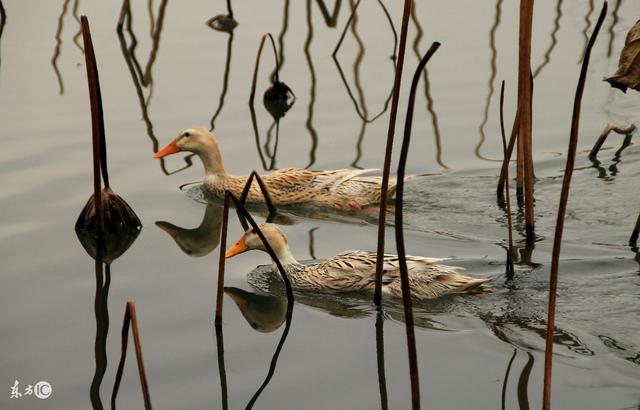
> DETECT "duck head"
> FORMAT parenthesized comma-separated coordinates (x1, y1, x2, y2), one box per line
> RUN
(225, 223, 297, 265)
(154, 127, 226, 175)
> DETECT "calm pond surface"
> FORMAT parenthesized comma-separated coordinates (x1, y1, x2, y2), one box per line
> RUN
(1, 0, 640, 409)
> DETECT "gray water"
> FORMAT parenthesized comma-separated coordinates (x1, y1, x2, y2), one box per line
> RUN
(1, 0, 639, 409)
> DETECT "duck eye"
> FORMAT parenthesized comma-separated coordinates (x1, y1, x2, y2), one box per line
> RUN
(184, 132, 191, 137)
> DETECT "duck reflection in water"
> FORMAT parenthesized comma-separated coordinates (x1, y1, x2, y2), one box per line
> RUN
(224, 287, 287, 333)
(156, 202, 223, 257)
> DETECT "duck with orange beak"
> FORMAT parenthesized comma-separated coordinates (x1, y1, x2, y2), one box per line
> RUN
(225, 223, 490, 300)
(154, 127, 400, 211)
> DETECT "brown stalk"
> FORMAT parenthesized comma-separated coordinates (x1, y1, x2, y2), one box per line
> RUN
(542, 3, 607, 409)
(214, 324, 229, 410)
(497, 107, 520, 199)
(588, 123, 636, 159)
(214, 192, 231, 325)
(499, 80, 515, 278)
(112, 301, 152, 410)
(249, 33, 280, 104)
(116, 0, 129, 33)
(228, 193, 294, 302)
(373, 0, 413, 306)
(396, 42, 441, 410)
(630, 211, 640, 245)
(517, 0, 535, 241)
(239, 171, 277, 217)
(80, 16, 105, 237)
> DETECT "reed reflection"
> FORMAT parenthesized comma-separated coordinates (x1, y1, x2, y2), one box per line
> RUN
(52, 0, 71, 95)
(607, 0, 622, 57)
(332, 0, 396, 124)
(217, 286, 293, 409)
(304, 0, 318, 168)
(532, 0, 562, 78)
(314, 0, 342, 27)
(580, 1, 594, 62)
(476, 0, 502, 163)
(0, 0, 6, 73)
(118, 2, 195, 175)
(76, 226, 140, 409)
(208, 29, 234, 132)
(410, 1, 448, 170)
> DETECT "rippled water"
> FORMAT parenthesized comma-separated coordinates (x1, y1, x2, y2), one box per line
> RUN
(1, 0, 639, 409)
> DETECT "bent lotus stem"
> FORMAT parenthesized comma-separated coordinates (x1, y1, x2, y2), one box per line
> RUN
(111, 301, 152, 410)
(497, 107, 520, 200)
(396, 41, 441, 410)
(81, 16, 106, 236)
(499, 80, 515, 278)
(542, 3, 607, 409)
(240, 170, 277, 218)
(630, 211, 640, 245)
(249, 33, 280, 104)
(588, 123, 636, 159)
(228, 193, 294, 302)
(373, 0, 413, 306)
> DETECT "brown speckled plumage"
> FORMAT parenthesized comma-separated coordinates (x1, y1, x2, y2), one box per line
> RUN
(229, 224, 490, 300)
(158, 128, 396, 211)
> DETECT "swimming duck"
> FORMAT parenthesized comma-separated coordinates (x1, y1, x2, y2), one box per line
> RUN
(225, 223, 490, 300)
(154, 127, 395, 210)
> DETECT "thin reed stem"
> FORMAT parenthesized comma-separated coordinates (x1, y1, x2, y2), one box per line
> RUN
(80, 16, 105, 236)
(542, 3, 607, 409)
(396, 42, 441, 410)
(500, 81, 515, 278)
(214, 192, 231, 325)
(517, 0, 535, 241)
(630, 211, 640, 245)
(249, 33, 280, 104)
(111, 301, 152, 410)
(497, 107, 520, 199)
(214, 323, 229, 410)
(228, 193, 294, 302)
(239, 171, 277, 217)
(117, 0, 129, 33)
(374, 0, 413, 306)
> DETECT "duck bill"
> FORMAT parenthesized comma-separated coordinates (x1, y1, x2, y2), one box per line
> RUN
(225, 238, 249, 258)
(155, 221, 180, 240)
(154, 140, 182, 158)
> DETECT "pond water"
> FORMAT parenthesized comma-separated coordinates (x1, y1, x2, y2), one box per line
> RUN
(1, 0, 639, 409)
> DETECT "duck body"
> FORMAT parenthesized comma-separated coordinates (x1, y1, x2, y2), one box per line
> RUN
(155, 128, 396, 211)
(226, 224, 490, 300)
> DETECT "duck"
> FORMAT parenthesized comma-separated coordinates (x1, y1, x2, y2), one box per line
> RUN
(155, 202, 223, 257)
(225, 223, 490, 300)
(154, 127, 396, 211)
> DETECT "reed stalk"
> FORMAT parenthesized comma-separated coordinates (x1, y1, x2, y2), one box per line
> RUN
(214, 192, 231, 325)
(214, 323, 229, 410)
(588, 123, 636, 159)
(373, 0, 413, 306)
(517, 0, 535, 241)
(214, 174, 282, 324)
(112, 301, 152, 410)
(249, 33, 280, 104)
(396, 42, 441, 410)
(542, 3, 607, 409)
(630, 211, 640, 245)
(80, 16, 104, 237)
(497, 107, 520, 200)
(499, 81, 515, 278)
(116, 0, 129, 33)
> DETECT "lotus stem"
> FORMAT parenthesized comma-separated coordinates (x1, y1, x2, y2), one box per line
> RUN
(588, 123, 636, 159)
(500, 80, 515, 278)
(542, 3, 607, 409)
